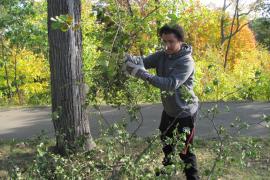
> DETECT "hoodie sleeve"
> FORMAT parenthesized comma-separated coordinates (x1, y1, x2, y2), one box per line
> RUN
(141, 51, 160, 69)
(145, 56, 194, 91)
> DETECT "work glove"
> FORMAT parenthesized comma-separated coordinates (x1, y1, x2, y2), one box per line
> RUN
(122, 54, 153, 81)
(126, 61, 147, 76)
(124, 53, 144, 66)
(126, 61, 154, 82)
(122, 54, 146, 76)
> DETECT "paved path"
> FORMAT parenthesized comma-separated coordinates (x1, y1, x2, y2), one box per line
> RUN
(0, 102, 269, 140)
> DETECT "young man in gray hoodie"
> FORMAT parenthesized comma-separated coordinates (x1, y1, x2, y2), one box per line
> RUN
(124, 24, 200, 180)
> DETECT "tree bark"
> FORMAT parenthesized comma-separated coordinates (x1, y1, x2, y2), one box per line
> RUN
(13, 48, 24, 105)
(223, 0, 238, 69)
(47, 0, 95, 154)
(1, 39, 12, 101)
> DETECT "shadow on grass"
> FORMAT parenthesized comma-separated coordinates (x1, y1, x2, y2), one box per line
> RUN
(0, 146, 35, 178)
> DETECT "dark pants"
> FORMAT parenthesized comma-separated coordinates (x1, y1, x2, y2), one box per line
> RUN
(159, 110, 200, 180)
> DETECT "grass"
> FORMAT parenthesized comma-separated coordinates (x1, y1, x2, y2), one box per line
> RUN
(0, 139, 35, 178)
(0, 136, 269, 179)
(195, 138, 270, 180)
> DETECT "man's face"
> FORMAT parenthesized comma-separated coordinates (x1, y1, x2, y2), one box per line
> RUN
(161, 33, 182, 54)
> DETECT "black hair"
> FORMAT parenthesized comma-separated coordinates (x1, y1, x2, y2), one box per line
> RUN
(159, 24, 185, 42)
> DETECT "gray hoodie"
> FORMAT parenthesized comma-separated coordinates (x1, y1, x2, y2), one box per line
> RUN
(139, 43, 199, 118)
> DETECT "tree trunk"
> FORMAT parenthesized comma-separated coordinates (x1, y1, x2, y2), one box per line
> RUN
(13, 49, 24, 105)
(47, 0, 95, 154)
(1, 39, 12, 101)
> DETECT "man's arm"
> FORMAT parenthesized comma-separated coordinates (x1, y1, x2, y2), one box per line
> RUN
(142, 51, 160, 69)
(136, 56, 194, 91)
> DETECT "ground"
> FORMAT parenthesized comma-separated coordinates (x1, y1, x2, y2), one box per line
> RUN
(0, 137, 269, 179)
(0, 102, 269, 139)
(0, 102, 269, 179)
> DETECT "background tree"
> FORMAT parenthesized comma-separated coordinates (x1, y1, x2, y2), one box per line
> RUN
(250, 17, 270, 50)
(0, 0, 48, 104)
(220, 0, 262, 69)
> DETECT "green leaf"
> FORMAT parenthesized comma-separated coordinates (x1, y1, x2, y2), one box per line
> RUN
(213, 78, 219, 86)
(262, 114, 270, 122)
(60, 24, 69, 32)
(51, 22, 61, 30)
(66, 15, 73, 25)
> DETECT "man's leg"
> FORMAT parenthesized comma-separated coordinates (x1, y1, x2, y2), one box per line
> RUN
(158, 110, 177, 166)
(178, 112, 200, 180)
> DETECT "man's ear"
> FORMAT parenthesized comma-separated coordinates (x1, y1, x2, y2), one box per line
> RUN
(179, 41, 183, 48)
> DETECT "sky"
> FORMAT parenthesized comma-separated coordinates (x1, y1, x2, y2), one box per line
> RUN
(36, 0, 264, 17)
(200, 0, 258, 8)
(200, 0, 263, 18)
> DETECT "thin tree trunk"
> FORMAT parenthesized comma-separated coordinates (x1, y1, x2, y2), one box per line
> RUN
(47, 0, 95, 154)
(13, 48, 23, 105)
(1, 39, 12, 101)
(224, 0, 238, 69)
(220, 0, 227, 45)
(126, 0, 133, 16)
(155, 0, 160, 44)
(221, 0, 258, 69)
(4, 63, 11, 100)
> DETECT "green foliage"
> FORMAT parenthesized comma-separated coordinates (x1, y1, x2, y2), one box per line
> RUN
(0, 48, 50, 105)
(194, 45, 270, 101)
(0, 0, 47, 53)
(250, 18, 270, 50)
(0, 0, 48, 105)
(50, 14, 80, 32)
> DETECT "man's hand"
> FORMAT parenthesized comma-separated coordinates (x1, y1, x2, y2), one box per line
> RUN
(125, 61, 154, 82)
(122, 54, 146, 76)
(125, 61, 147, 77)
(124, 54, 144, 66)
(122, 54, 154, 82)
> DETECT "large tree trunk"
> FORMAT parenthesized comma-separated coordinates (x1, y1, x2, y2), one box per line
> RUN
(47, 0, 95, 154)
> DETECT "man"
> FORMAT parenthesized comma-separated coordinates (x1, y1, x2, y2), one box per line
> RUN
(123, 24, 200, 180)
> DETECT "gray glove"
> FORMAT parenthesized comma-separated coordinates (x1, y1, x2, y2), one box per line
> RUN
(125, 61, 147, 76)
(124, 53, 144, 66)
(122, 54, 145, 76)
